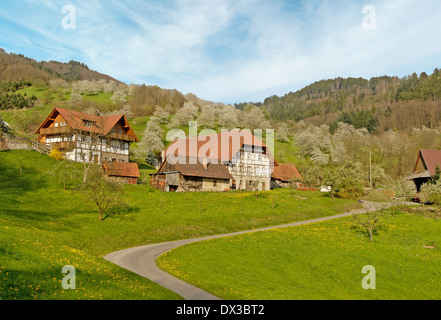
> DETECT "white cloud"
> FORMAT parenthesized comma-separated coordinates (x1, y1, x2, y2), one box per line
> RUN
(1, 0, 441, 103)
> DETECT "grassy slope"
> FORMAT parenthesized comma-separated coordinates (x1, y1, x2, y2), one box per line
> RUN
(0, 150, 180, 300)
(0, 150, 360, 300)
(158, 209, 441, 300)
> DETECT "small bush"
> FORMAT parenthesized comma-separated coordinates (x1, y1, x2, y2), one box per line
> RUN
(49, 148, 63, 161)
(420, 180, 441, 205)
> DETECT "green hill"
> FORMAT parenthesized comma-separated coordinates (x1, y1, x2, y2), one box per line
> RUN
(0, 149, 360, 300)
(0, 48, 121, 83)
(239, 70, 441, 133)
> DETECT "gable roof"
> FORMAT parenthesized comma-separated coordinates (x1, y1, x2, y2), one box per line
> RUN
(157, 157, 233, 180)
(103, 162, 140, 178)
(36, 107, 139, 142)
(176, 163, 233, 180)
(163, 130, 275, 165)
(414, 150, 441, 176)
(271, 163, 303, 182)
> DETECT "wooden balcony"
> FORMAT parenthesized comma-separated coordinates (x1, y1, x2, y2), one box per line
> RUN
(51, 141, 76, 150)
(106, 132, 136, 142)
(40, 126, 72, 135)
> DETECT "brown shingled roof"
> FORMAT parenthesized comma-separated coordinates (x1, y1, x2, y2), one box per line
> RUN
(103, 162, 140, 178)
(175, 162, 233, 180)
(36, 107, 139, 142)
(416, 150, 441, 176)
(271, 163, 303, 182)
(157, 156, 233, 180)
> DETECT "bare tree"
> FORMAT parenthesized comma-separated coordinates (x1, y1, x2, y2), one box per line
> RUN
(49, 160, 80, 190)
(353, 210, 384, 242)
(251, 179, 261, 199)
(72, 116, 106, 183)
(80, 165, 125, 222)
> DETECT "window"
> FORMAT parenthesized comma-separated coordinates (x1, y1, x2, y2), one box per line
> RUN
(83, 120, 93, 127)
(54, 123, 59, 128)
(213, 180, 217, 187)
(60, 122, 67, 127)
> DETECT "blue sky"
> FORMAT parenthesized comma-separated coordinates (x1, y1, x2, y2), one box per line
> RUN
(1, 0, 441, 104)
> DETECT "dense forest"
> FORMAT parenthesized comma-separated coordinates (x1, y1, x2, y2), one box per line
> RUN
(236, 70, 441, 133)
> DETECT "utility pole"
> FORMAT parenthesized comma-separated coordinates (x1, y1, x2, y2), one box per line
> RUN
(369, 150, 372, 189)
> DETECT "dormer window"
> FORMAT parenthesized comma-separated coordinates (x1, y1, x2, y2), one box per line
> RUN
(83, 120, 93, 127)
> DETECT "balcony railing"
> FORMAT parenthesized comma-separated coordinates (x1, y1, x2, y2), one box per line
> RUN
(40, 126, 136, 142)
(50, 141, 76, 150)
(40, 126, 72, 135)
(106, 132, 136, 142)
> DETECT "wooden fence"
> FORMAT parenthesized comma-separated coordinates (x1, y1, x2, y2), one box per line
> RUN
(0, 132, 51, 155)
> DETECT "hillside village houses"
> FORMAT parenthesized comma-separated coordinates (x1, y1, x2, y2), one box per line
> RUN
(36, 107, 140, 184)
(35, 107, 303, 190)
(150, 129, 303, 192)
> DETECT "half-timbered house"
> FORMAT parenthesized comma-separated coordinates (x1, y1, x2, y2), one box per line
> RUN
(150, 130, 276, 192)
(36, 107, 139, 164)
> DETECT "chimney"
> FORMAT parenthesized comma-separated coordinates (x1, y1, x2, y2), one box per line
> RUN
(203, 158, 209, 170)
(161, 150, 165, 164)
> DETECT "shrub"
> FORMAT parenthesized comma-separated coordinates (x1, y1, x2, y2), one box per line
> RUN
(420, 180, 441, 205)
(323, 161, 365, 200)
(49, 148, 63, 161)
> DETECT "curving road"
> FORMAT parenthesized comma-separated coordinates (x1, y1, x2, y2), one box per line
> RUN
(103, 200, 406, 300)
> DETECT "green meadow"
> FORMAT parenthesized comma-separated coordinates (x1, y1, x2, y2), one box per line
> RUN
(0, 149, 360, 300)
(158, 208, 441, 300)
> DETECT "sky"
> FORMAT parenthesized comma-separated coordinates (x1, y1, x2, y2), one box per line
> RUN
(1, 0, 441, 104)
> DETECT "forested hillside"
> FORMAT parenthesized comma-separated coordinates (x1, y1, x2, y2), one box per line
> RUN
(240, 70, 441, 133)
(1, 50, 440, 199)
(0, 48, 120, 83)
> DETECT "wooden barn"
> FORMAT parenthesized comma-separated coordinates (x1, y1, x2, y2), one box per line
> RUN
(408, 149, 441, 191)
(271, 163, 303, 188)
(150, 157, 232, 192)
(102, 161, 140, 185)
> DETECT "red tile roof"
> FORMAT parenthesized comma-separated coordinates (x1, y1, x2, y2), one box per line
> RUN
(103, 162, 140, 178)
(271, 163, 303, 182)
(164, 130, 274, 164)
(36, 107, 139, 142)
(418, 150, 441, 175)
